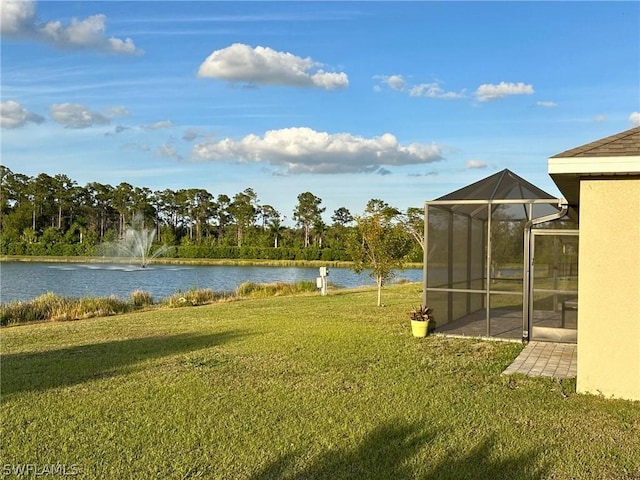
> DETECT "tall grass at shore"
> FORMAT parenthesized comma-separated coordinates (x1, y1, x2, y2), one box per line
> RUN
(0, 292, 137, 326)
(165, 288, 229, 307)
(1, 280, 324, 326)
(236, 280, 317, 297)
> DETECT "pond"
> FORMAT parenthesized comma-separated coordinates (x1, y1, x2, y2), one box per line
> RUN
(0, 262, 424, 303)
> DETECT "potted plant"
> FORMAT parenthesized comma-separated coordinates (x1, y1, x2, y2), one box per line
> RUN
(409, 305, 431, 338)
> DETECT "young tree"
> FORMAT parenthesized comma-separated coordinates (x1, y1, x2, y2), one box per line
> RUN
(347, 199, 413, 307)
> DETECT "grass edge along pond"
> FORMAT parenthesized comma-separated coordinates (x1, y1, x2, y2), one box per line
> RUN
(0, 255, 382, 268)
(1, 283, 639, 479)
(0, 281, 319, 326)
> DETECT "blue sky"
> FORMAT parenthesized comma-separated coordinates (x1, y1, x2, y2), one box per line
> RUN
(2, 0, 639, 223)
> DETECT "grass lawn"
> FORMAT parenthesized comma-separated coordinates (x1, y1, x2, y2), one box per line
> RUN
(1, 283, 639, 479)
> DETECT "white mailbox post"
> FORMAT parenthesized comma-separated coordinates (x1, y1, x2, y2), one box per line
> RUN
(317, 266, 329, 296)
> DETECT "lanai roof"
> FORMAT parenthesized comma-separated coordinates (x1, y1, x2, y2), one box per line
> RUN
(430, 169, 559, 220)
(435, 168, 555, 201)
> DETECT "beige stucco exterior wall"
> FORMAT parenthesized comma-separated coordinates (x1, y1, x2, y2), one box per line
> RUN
(577, 178, 640, 401)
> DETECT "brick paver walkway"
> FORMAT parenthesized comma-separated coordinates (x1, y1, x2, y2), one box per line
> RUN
(502, 341, 577, 379)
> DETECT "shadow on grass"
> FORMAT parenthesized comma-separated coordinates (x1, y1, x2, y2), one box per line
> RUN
(0, 331, 242, 396)
(251, 420, 548, 480)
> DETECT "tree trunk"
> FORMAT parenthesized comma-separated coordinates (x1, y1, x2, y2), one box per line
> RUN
(304, 224, 310, 247)
(376, 274, 383, 307)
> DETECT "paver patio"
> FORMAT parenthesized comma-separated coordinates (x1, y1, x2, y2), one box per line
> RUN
(502, 341, 577, 379)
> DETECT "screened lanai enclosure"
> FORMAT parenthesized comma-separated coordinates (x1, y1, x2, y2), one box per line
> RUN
(422, 169, 579, 342)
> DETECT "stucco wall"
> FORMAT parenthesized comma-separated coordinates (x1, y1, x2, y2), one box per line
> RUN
(577, 178, 640, 401)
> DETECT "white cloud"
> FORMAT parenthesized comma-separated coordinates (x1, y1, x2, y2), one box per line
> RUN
(374, 74, 465, 99)
(474, 82, 534, 101)
(191, 127, 442, 174)
(0, 0, 36, 35)
(593, 114, 608, 123)
(50, 103, 110, 128)
(142, 120, 174, 131)
(629, 112, 640, 126)
(536, 101, 557, 108)
(465, 160, 487, 169)
(156, 144, 183, 161)
(0, 100, 45, 128)
(197, 43, 348, 90)
(0, 0, 141, 55)
(375, 74, 406, 91)
(409, 83, 466, 99)
(182, 128, 211, 142)
(121, 142, 150, 152)
(376, 76, 534, 102)
(105, 106, 130, 118)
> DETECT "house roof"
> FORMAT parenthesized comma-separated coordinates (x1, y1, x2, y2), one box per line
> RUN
(551, 126, 640, 158)
(548, 127, 640, 207)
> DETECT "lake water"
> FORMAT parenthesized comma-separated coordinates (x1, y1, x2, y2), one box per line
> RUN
(0, 262, 423, 303)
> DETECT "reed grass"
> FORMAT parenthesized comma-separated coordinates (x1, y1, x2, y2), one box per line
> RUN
(236, 280, 317, 297)
(130, 290, 154, 308)
(1, 281, 322, 326)
(0, 292, 133, 326)
(164, 288, 231, 308)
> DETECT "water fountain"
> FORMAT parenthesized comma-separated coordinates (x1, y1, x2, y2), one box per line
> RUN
(107, 215, 171, 268)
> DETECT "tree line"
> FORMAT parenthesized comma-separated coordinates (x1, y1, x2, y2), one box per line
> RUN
(0, 166, 424, 262)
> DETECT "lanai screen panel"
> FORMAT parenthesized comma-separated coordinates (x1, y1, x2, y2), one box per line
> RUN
(423, 169, 562, 340)
(425, 205, 452, 324)
(425, 204, 488, 331)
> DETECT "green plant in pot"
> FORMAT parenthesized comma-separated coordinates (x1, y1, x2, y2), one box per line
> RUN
(409, 305, 431, 338)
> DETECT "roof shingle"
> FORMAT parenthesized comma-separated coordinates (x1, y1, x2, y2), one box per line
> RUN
(551, 126, 640, 158)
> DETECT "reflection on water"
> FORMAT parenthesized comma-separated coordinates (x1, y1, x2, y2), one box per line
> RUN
(0, 262, 423, 303)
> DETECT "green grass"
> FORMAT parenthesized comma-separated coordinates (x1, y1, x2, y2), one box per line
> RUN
(1, 283, 639, 479)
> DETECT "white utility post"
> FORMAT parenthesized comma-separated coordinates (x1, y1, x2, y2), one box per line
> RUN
(317, 266, 329, 296)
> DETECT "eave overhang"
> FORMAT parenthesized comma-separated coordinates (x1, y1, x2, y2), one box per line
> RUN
(548, 156, 640, 206)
